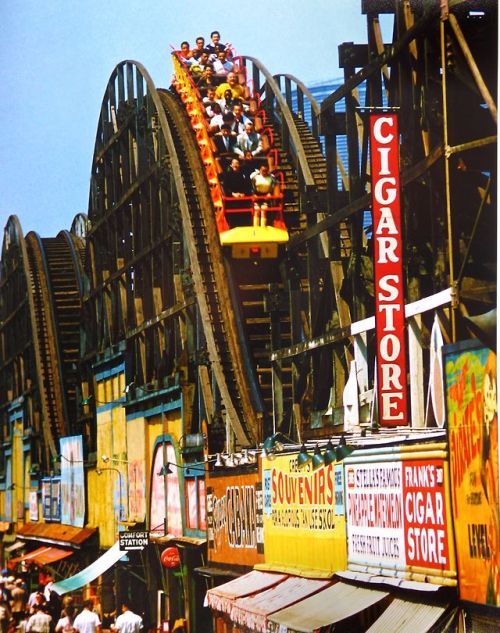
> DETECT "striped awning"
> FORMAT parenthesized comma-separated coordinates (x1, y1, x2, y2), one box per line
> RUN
(366, 598, 449, 633)
(230, 576, 331, 633)
(205, 570, 287, 615)
(267, 582, 389, 633)
(8, 546, 72, 568)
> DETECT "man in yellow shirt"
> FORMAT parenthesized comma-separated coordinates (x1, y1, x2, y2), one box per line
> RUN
(215, 72, 248, 101)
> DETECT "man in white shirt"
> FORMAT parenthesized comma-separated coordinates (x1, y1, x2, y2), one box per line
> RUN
(73, 600, 101, 633)
(26, 604, 52, 633)
(213, 50, 234, 82)
(111, 602, 142, 633)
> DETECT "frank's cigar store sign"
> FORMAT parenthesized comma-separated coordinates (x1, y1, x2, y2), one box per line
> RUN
(370, 114, 408, 426)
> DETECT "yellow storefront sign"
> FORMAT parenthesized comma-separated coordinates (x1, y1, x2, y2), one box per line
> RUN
(258, 454, 347, 577)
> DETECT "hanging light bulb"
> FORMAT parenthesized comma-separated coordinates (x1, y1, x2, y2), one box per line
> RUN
(312, 444, 325, 470)
(335, 434, 354, 461)
(297, 444, 311, 468)
(323, 440, 336, 466)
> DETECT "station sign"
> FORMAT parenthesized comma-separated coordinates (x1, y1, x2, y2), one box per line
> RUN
(119, 530, 149, 551)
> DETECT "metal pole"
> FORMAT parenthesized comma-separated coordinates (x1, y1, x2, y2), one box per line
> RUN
(162, 408, 168, 535)
(440, 17, 457, 341)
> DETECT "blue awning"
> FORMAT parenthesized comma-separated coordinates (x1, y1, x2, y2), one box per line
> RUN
(51, 542, 126, 595)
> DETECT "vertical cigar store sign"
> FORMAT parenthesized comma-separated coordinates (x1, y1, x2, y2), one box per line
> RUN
(370, 114, 408, 426)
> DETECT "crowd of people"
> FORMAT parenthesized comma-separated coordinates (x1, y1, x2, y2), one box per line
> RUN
(0, 574, 142, 633)
(175, 31, 282, 228)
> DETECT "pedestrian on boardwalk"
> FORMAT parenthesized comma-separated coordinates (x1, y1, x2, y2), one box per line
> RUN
(10, 580, 26, 626)
(25, 604, 51, 633)
(111, 602, 142, 633)
(0, 596, 11, 633)
(73, 601, 100, 633)
(55, 605, 75, 633)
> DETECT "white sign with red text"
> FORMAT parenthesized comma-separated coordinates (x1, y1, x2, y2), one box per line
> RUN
(346, 461, 405, 567)
(370, 114, 408, 426)
(346, 459, 452, 574)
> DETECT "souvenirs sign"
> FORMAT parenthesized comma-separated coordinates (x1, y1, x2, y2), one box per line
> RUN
(261, 454, 346, 575)
(370, 114, 408, 426)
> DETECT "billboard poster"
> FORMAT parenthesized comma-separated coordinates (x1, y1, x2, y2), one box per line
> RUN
(149, 442, 182, 537)
(345, 456, 453, 578)
(42, 478, 61, 522)
(445, 340, 499, 606)
(60, 436, 85, 527)
(261, 454, 346, 575)
(29, 491, 38, 522)
(370, 113, 408, 426)
(206, 471, 263, 567)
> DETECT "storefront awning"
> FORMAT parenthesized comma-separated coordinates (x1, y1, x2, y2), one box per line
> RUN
(365, 598, 450, 633)
(50, 542, 127, 595)
(206, 570, 288, 614)
(267, 582, 389, 633)
(17, 523, 96, 548)
(231, 576, 331, 633)
(8, 546, 72, 568)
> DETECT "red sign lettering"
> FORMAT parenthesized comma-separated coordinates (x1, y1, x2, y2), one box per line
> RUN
(403, 460, 450, 569)
(370, 114, 408, 426)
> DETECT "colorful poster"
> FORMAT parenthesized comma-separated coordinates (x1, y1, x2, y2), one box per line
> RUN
(206, 472, 264, 567)
(149, 442, 182, 537)
(29, 491, 38, 522)
(60, 436, 85, 527)
(345, 457, 453, 578)
(186, 477, 206, 531)
(261, 454, 346, 575)
(445, 340, 499, 606)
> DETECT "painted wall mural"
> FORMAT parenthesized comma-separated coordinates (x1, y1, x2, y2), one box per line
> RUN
(445, 340, 499, 607)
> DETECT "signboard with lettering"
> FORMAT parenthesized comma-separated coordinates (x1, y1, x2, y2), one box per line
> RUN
(119, 530, 149, 551)
(149, 442, 182, 538)
(60, 435, 85, 527)
(345, 453, 455, 582)
(261, 454, 346, 575)
(445, 340, 499, 607)
(370, 113, 408, 426)
(206, 471, 264, 567)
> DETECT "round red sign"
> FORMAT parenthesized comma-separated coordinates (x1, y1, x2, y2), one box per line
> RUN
(160, 546, 181, 568)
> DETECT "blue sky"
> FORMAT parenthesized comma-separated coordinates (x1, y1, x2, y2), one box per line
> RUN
(0, 1, 375, 238)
